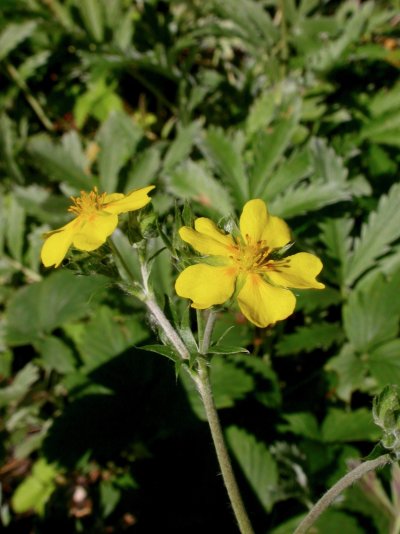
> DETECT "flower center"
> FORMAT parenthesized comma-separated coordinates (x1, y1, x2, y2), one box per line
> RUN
(68, 187, 107, 217)
(233, 236, 290, 274)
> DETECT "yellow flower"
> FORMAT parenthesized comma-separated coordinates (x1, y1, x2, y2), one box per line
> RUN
(41, 185, 155, 268)
(175, 199, 324, 328)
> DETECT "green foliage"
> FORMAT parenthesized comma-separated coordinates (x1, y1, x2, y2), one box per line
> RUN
(1, 0, 399, 531)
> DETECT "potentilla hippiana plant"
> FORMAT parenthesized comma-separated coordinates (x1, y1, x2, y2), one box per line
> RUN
(41, 189, 392, 534)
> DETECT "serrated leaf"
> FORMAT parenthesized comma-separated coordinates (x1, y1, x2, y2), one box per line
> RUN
(276, 322, 343, 356)
(262, 148, 312, 200)
(11, 459, 57, 516)
(250, 104, 300, 197)
(97, 111, 143, 192)
(125, 147, 160, 190)
(279, 412, 320, 440)
(0, 363, 39, 407)
(321, 408, 380, 442)
(167, 159, 234, 216)
(343, 271, 400, 352)
(201, 127, 248, 205)
(163, 121, 202, 172)
(345, 183, 400, 286)
(319, 217, 353, 284)
(6, 271, 107, 345)
(28, 135, 91, 190)
(368, 339, 400, 389)
(326, 344, 366, 402)
(226, 426, 278, 512)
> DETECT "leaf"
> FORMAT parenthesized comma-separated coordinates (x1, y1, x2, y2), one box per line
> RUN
(163, 121, 202, 172)
(28, 134, 91, 190)
(326, 344, 366, 402)
(97, 111, 143, 192)
(5, 194, 25, 262)
(0, 113, 24, 183)
(0, 363, 39, 407)
(99, 480, 121, 518)
(321, 408, 380, 442)
(201, 127, 248, 205)
(142, 344, 180, 364)
(11, 459, 57, 516)
(77, 0, 105, 42)
(207, 345, 249, 355)
(345, 183, 400, 286)
(343, 271, 400, 353)
(166, 159, 234, 216)
(36, 336, 76, 374)
(276, 322, 343, 356)
(250, 104, 300, 197)
(125, 147, 160, 190)
(279, 412, 320, 440)
(309, 137, 348, 185)
(226, 426, 278, 512)
(368, 339, 400, 389)
(6, 271, 107, 345)
(319, 218, 353, 285)
(0, 21, 37, 61)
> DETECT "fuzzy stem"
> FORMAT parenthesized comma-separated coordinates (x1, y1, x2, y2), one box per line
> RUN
(195, 360, 255, 534)
(294, 454, 392, 534)
(201, 310, 217, 354)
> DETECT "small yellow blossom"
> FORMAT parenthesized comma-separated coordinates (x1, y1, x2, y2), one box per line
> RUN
(175, 199, 324, 328)
(41, 185, 155, 268)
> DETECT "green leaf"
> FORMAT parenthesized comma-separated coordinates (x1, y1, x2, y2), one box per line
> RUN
(326, 344, 366, 402)
(142, 344, 180, 364)
(5, 194, 25, 262)
(201, 127, 248, 205)
(28, 134, 91, 190)
(321, 408, 380, 443)
(76, 0, 105, 42)
(368, 340, 400, 389)
(276, 322, 343, 356)
(163, 121, 202, 172)
(0, 113, 24, 183)
(125, 147, 160, 190)
(97, 111, 143, 192)
(167, 159, 234, 216)
(36, 336, 76, 374)
(0, 363, 39, 407)
(6, 271, 107, 345)
(250, 104, 300, 197)
(99, 480, 121, 518)
(11, 459, 57, 516)
(226, 426, 278, 512)
(207, 345, 249, 355)
(343, 271, 400, 352)
(279, 412, 320, 440)
(0, 21, 37, 61)
(319, 218, 353, 285)
(345, 183, 400, 286)
(271, 510, 364, 534)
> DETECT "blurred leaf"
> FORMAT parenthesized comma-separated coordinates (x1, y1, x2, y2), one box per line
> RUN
(163, 121, 202, 172)
(6, 271, 107, 345)
(74, 79, 124, 129)
(201, 127, 248, 205)
(167, 159, 234, 216)
(76, 0, 105, 42)
(321, 408, 380, 442)
(276, 323, 343, 356)
(271, 510, 364, 534)
(0, 113, 24, 183)
(262, 148, 312, 200)
(368, 339, 400, 389)
(345, 183, 400, 286)
(11, 459, 57, 516)
(125, 147, 160, 190)
(226, 426, 278, 512)
(5, 194, 25, 262)
(36, 336, 76, 374)
(279, 412, 320, 440)
(0, 363, 39, 407)
(208, 345, 249, 355)
(99, 480, 121, 518)
(97, 111, 143, 192)
(0, 21, 37, 61)
(28, 135, 91, 190)
(343, 271, 400, 353)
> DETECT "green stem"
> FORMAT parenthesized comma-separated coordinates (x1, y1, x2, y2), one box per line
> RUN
(201, 310, 217, 354)
(294, 454, 392, 534)
(6, 63, 54, 132)
(195, 360, 255, 534)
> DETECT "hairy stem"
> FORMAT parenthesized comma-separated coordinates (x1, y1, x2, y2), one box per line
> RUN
(294, 454, 392, 534)
(195, 360, 255, 534)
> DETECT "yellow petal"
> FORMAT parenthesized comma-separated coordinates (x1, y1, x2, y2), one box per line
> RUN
(104, 193, 124, 203)
(175, 263, 237, 309)
(267, 252, 325, 289)
(239, 199, 268, 243)
(41, 219, 78, 267)
(239, 199, 291, 249)
(72, 212, 118, 251)
(237, 273, 296, 327)
(194, 218, 236, 248)
(103, 185, 155, 214)
(179, 227, 235, 257)
(261, 214, 291, 249)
